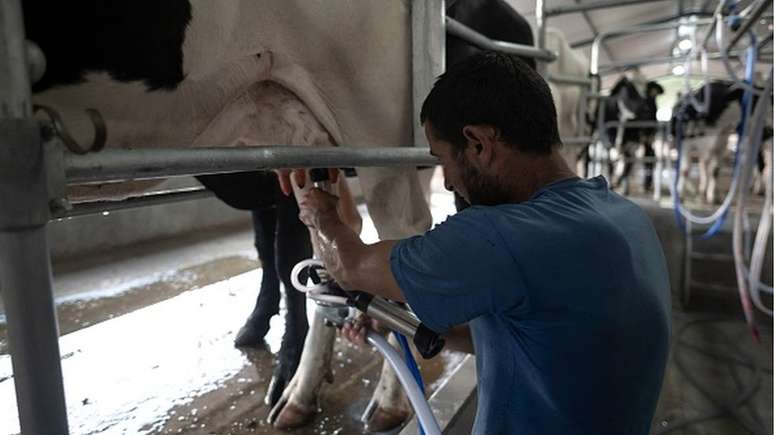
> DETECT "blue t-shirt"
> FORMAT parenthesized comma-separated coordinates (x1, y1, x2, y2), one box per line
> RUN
(390, 176, 671, 435)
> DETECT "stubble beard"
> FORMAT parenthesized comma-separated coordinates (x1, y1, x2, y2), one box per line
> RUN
(457, 155, 513, 206)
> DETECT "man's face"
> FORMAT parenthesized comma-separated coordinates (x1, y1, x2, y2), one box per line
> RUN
(425, 123, 512, 206)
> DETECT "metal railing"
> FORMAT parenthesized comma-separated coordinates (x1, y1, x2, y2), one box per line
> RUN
(65, 146, 439, 184)
(52, 187, 215, 220)
(445, 17, 557, 62)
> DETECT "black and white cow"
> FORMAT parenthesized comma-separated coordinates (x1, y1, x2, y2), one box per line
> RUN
(673, 80, 772, 204)
(24, 0, 433, 431)
(591, 73, 664, 194)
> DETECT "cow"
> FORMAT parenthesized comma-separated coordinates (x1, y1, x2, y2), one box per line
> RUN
(590, 70, 664, 195)
(24, 0, 433, 431)
(545, 29, 592, 175)
(672, 80, 772, 204)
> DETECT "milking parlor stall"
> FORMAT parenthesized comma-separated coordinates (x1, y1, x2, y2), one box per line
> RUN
(1, 0, 773, 434)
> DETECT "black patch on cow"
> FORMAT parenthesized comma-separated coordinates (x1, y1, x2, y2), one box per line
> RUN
(196, 172, 281, 211)
(598, 77, 661, 143)
(24, 0, 192, 92)
(446, 0, 535, 70)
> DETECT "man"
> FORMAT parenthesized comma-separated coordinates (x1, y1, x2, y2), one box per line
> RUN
(285, 51, 671, 434)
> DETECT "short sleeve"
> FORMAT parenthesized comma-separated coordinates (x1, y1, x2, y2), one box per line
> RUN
(390, 207, 526, 333)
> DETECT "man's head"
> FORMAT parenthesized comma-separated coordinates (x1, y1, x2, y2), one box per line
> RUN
(420, 51, 561, 205)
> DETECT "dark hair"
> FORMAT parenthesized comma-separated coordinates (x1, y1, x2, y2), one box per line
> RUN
(420, 51, 561, 155)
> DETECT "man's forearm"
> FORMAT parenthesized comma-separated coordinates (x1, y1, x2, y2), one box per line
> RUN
(315, 213, 405, 302)
(315, 213, 366, 284)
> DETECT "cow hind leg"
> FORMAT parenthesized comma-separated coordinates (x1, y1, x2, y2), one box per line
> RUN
(361, 333, 412, 432)
(269, 306, 336, 429)
(234, 207, 281, 347)
(264, 192, 312, 408)
(643, 141, 655, 192)
(707, 159, 720, 205)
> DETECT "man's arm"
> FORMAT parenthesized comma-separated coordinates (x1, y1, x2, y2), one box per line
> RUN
(299, 188, 406, 302)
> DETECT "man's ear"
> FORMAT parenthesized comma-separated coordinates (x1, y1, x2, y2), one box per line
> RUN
(462, 125, 496, 167)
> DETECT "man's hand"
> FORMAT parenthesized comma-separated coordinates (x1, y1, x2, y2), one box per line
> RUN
(340, 314, 382, 346)
(276, 168, 340, 196)
(298, 188, 340, 230)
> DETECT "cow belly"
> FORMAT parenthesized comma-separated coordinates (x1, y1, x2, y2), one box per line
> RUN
(66, 80, 333, 202)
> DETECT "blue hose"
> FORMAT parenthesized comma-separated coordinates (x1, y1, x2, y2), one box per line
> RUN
(673, 32, 757, 239)
(394, 332, 427, 435)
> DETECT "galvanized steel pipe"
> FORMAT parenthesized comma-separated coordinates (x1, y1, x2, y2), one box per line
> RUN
(65, 146, 439, 184)
(545, 0, 668, 16)
(445, 17, 557, 62)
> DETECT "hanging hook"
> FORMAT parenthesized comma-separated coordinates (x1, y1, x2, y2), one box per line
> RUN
(33, 104, 107, 154)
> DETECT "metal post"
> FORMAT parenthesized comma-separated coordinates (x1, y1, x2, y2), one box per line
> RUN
(545, 0, 669, 16)
(412, 0, 445, 147)
(535, 0, 549, 76)
(0, 1, 70, 434)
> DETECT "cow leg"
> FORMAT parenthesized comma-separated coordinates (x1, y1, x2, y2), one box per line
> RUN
(643, 140, 655, 192)
(577, 145, 590, 179)
(698, 154, 709, 201)
(234, 207, 281, 347)
(269, 306, 336, 429)
(360, 333, 412, 432)
(268, 174, 361, 428)
(356, 167, 432, 240)
(706, 156, 720, 204)
(678, 145, 697, 199)
(264, 191, 313, 408)
(753, 148, 767, 195)
(617, 143, 635, 196)
(355, 166, 432, 431)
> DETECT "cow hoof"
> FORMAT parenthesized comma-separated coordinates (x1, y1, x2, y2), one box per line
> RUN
(363, 406, 410, 433)
(272, 401, 316, 430)
(264, 372, 288, 408)
(233, 322, 269, 348)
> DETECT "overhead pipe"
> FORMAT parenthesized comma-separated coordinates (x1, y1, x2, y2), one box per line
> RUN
(590, 19, 714, 75)
(727, 0, 773, 52)
(545, 0, 670, 17)
(445, 17, 557, 62)
(547, 73, 593, 86)
(596, 48, 772, 73)
(570, 11, 715, 48)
